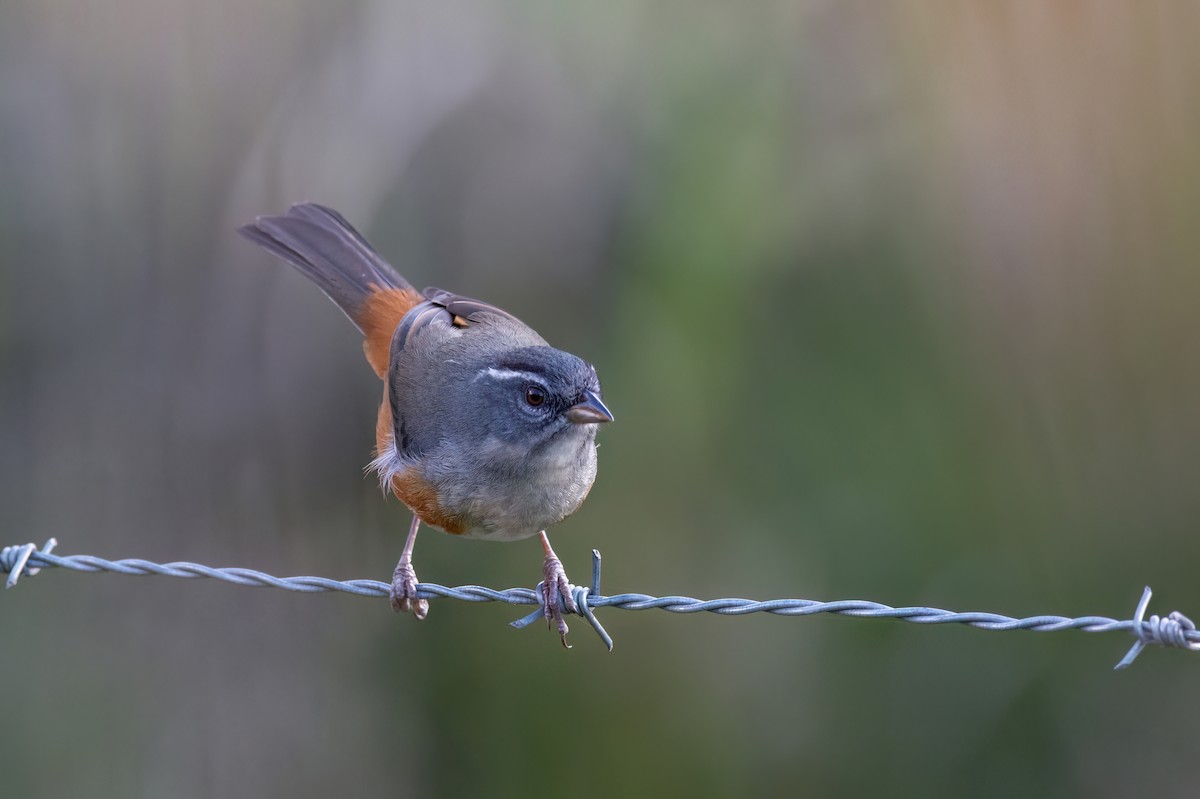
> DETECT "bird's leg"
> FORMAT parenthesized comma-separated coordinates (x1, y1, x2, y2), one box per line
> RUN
(390, 515, 428, 619)
(539, 531, 577, 647)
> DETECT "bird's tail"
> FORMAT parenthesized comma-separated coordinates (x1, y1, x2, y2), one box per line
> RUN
(239, 203, 424, 378)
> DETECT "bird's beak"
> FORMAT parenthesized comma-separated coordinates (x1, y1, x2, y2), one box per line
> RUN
(565, 390, 614, 425)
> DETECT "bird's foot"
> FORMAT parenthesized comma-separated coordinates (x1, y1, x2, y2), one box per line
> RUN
(541, 552, 578, 648)
(390, 558, 428, 619)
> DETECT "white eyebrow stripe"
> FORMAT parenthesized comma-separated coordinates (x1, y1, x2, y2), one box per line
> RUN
(474, 367, 541, 383)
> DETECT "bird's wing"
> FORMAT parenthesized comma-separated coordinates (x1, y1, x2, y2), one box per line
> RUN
(421, 287, 524, 329)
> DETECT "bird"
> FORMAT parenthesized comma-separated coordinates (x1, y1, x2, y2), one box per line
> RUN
(238, 203, 612, 646)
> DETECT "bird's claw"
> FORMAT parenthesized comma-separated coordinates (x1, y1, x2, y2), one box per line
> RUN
(390, 559, 428, 619)
(541, 553, 577, 647)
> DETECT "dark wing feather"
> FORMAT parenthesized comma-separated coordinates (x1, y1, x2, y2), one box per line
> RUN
(422, 287, 521, 326)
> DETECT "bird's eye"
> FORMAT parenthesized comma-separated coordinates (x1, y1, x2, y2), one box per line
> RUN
(525, 385, 547, 407)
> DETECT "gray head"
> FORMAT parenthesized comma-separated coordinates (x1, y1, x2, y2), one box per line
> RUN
(469, 346, 613, 455)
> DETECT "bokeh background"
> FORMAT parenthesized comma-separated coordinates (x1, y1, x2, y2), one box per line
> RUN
(3, 2, 1199, 796)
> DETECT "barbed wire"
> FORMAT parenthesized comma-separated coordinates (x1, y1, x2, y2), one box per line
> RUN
(3, 538, 1197, 668)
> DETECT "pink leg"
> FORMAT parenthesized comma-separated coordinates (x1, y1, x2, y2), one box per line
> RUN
(539, 531, 578, 647)
(390, 516, 428, 619)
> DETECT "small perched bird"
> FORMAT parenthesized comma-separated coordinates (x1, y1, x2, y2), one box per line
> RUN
(239, 203, 612, 645)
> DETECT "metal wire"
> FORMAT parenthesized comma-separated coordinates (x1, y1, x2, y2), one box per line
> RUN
(3, 538, 1196, 667)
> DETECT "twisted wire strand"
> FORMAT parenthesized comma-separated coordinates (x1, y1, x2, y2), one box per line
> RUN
(3, 539, 1196, 666)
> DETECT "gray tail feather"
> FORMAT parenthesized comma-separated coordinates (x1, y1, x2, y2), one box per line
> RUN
(238, 203, 413, 332)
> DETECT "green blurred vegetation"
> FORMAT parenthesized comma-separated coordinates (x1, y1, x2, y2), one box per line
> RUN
(3, 2, 1200, 797)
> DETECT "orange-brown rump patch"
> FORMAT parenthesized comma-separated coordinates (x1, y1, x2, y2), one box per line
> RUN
(357, 285, 423, 379)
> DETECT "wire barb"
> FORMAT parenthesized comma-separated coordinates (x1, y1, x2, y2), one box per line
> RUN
(2, 538, 58, 588)
(509, 549, 613, 650)
(2, 540, 1198, 665)
(1113, 586, 1200, 670)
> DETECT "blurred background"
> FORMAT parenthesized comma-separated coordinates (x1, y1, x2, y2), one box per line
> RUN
(3, 2, 1199, 796)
